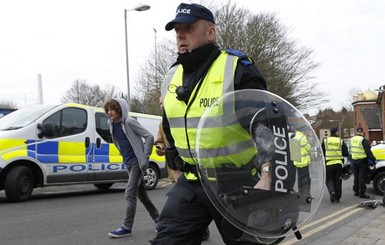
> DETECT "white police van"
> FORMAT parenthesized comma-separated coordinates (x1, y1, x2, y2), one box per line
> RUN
(0, 103, 167, 202)
(370, 142, 385, 195)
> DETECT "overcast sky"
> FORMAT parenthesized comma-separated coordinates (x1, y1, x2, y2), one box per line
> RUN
(1, 0, 384, 115)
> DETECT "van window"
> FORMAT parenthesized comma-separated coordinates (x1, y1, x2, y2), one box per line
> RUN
(42, 108, 87, 138)
(95, 112, 112, 143)
(0, 105, 54, 130)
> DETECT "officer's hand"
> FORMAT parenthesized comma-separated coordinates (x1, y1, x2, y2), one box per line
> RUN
(254, 163, 272, 190)
(155, 145, 165, 156)
(368, 159, 376, 167)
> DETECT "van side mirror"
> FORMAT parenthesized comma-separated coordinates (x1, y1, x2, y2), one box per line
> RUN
(37, 123, 54, 138)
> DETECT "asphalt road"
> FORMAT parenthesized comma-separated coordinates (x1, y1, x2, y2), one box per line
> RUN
(0, 178, 382, 245)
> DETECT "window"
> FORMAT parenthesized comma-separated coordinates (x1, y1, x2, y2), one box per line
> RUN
(95, 112, 112, 143)
(42, 108, 87, 138)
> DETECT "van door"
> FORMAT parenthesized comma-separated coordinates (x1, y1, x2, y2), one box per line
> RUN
(91, 111, 127, 181)
(37, 106, 91, 183)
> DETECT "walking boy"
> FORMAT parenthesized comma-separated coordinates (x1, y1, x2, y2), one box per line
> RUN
(103, 98, 159, 238)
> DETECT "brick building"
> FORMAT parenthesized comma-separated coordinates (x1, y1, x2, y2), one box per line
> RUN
(352, 89, 382, 143)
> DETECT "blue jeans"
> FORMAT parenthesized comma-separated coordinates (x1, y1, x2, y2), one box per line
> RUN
(123, 162, 159, 230)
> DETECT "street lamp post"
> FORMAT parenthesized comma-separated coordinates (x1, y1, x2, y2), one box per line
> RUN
(124, 4, 150, 111)
(153, 28, 157, 85)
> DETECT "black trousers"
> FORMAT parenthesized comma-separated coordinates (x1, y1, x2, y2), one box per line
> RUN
(352, 159, 368, 195)
(325, 163, 342, 200)
(297, 166, 311, 197)
(151, 175, 272, 245)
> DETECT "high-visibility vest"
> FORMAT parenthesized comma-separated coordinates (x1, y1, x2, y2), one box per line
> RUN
(162, 51, 257, 180)
(324, 136, 343, 165)
(350, 135, 366, 160)
(290, 131, 311, 168)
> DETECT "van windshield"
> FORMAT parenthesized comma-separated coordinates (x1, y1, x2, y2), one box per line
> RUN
(0, 105, 56, 131)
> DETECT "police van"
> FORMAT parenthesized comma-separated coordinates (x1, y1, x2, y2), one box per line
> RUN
(369, 142, 385, 195)
(0, 103, 167, 202)
(0, 108, 16, 118)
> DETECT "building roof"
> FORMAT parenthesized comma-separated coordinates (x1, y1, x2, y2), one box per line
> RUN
(360, 107, 382, 129)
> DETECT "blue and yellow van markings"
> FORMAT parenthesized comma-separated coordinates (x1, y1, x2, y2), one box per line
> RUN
(1, 138, 163, 174)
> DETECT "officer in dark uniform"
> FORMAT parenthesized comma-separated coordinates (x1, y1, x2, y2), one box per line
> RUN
(322, 127, 349, 203)
(350, 127, 376, 199)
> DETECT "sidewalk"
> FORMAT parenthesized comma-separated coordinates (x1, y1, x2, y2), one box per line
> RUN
(340, 205, 385, 245)
(306, 203, 385, 245)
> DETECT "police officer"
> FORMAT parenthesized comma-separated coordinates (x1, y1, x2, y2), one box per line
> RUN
(350, 127, 376, 199)
(151, 3, 270, 245)
(321, 127, 349, 203)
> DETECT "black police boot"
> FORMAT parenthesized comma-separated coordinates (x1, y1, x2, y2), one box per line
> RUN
(359, 194, 370, 199)
(330, 192, 336, 203)
(202, 227, 210, 241)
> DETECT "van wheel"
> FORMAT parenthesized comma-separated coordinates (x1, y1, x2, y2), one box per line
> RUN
(5, 166, 34, 202)
(373, 172, 385, 196)
(144, 164, 159, 190)
(93, 183, 113, 190)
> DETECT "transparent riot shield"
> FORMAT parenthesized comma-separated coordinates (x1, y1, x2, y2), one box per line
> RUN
(195, 90, 325, 242)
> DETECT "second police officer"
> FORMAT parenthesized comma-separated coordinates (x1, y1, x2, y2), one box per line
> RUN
(349, 127, 376, 199)
(322, 127, 349, 203)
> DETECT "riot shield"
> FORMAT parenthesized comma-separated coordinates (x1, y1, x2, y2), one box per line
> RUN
(195, 89, 325, 242)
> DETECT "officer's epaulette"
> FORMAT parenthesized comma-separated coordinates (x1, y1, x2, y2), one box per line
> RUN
(225, 48, 253, 66)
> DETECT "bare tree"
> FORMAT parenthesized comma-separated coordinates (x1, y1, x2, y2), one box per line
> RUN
(61, 80, 118, 107)
(133, 40, 176, 115)
(342, 87, 361, 111)
(215, 2, 326, 110)
(103, 84, 119, 101)
(0, 101, 17, 109)
(135, 1, 325, 113)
